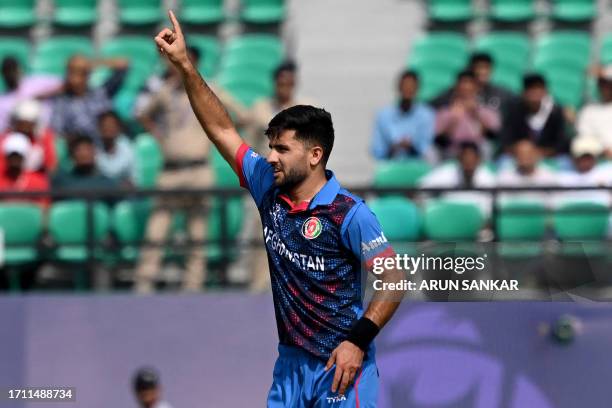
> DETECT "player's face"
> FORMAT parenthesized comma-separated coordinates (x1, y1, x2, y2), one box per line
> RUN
(136, 388, 160, 408)
(267, 130, 310, 188)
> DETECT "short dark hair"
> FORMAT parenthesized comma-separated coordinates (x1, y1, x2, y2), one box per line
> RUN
(265, 105, 335, 165)
(273, 60, 297, 80)
(458, 141, 481, 156)
(68, 134, 94, 156)
(456, 70, 476, 82)
(523, 73, 547, 90)
(133, 367, 160, 392)
(1, 56, 18, 73)
(398, 69, 419, 85)
(470, 52, 494, 66)
(97, 110, 121, 124)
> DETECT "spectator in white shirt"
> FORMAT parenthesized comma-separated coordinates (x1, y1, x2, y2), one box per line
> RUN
(420, 141, 495, 216)
(555, 136, 611, 207)
(497, 139, 557, 206)
(95, 110, 135, 186)
(576, 65, 612, 159)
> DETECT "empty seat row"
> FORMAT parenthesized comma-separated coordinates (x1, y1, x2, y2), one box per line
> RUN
(0, 0, 286, 29)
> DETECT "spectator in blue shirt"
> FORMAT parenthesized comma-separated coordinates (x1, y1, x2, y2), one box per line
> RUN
(370, 70, 435, 161)
(95, 110, 135, 186)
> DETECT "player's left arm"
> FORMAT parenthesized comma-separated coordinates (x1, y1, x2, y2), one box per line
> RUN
(325, 202, 406, 395)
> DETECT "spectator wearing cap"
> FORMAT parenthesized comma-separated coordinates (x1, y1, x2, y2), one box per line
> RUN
(50, 55, 129, 144)
(434, 70, 501, 160)
(132, 367, 173, 408)
(95, 110, 135, 186)
(499, 74, 567, 163)
(554, 136, 611, 207)
(249, 61, 315, 153)
(51, 135, 119, 195)
(0, 99, 57, 175)
(420, 141, 495, 217)
(497, 138, 557, 206)
(371, 70, 435, 161)
(0, 133, 49, 207)
(0, 56, 62, 132)
(432, 52, 514, 113)
(576, 65, 612, 159)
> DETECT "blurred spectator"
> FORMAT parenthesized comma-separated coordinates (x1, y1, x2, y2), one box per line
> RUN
(95, 110, 135, 185)
(0, 133, 49, 207)
(576, 65, 612, 159)
(249, 61, 314, 153)
(52, 135, 119, 193)
(132, 367, 173, 408)
(51, 55, 128, 144)
(433, 52, 514, 112)
(499, 74, 567, 161)
(135, 46, 247, 126)
(134, 47, 216, 294)
(420, 141, 495, 216)
(0, 56, 62, 131)
(371, 70, 435, 161)
(555, 136, 611, 206)
(497, 139, 557, 205)
(0, 99, 57, 174)
(434, 70, 501, 160)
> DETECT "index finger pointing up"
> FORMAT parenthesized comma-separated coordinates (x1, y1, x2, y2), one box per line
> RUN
(168, 10, 182, 36)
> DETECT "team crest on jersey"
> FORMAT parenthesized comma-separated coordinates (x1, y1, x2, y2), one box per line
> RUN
(301, 217, 323, 239)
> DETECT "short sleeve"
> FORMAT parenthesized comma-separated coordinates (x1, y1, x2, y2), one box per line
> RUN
(341, 202, 395, 272)
(235, 143, 275, 207)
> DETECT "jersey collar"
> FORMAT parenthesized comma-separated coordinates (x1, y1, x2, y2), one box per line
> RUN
(277, 170, 340, 213)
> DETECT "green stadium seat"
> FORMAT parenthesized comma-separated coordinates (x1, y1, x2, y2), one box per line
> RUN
(31, 36, 93, 77)
(374, 160, 432, 188)
(112, 199, 153, 261)
(428, 0, 475, 23)
(490, 0, 536, 22)
(491, 65, 522, 93)
(368, 197, 421, 242)
(551, 0, 595, 23)
(411, 64, 458, 102)
(53, 0, 97, 27)
(240, 0, 286, 24)
(553, 202, 608, 256)
(600, 34, 612, 65)
(0, 0, 36, 28)
(180, 0, 224, 25)
(554, 202, 608, 240)
(134, 133, 163, 188)
(0, 204, 43, 265)
(408, 53, 467, 73)
(424, 200, 483, 240)
(496, 201, 547, 257)
(0, 37, 31, 74)
(411, 33, 469, 62)
(49, 200, 111, 262)
(117, 0, 162, 26)
(216, 74, 273, 107)
(535, 31, 591, 62)
(54, 137, 72, 172)
(224, 35, 284, 66)
(536, 67, 585, 109)
(188, 35, 221, 78)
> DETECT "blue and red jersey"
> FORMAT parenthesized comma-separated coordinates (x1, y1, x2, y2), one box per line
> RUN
(235, 144, 394, 360)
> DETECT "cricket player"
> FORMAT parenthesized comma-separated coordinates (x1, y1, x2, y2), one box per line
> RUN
(154, 11, 406, 407)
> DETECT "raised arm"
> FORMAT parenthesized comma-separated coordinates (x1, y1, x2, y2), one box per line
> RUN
(154, 10, 244, 170)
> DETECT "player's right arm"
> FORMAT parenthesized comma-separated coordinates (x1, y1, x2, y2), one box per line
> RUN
(153, 10, 243, 173)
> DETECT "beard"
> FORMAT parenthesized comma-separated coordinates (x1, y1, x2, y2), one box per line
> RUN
(274, 165, 308, 188)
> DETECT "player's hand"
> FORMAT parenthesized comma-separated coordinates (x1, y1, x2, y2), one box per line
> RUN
(154, 10, 189, 70)
(325, 341, 364, 396)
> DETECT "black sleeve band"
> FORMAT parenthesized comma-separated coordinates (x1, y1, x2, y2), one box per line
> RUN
(346, 317, 380, 351)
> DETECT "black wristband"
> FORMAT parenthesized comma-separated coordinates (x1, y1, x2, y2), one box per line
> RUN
(346, 317, 380, 351)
